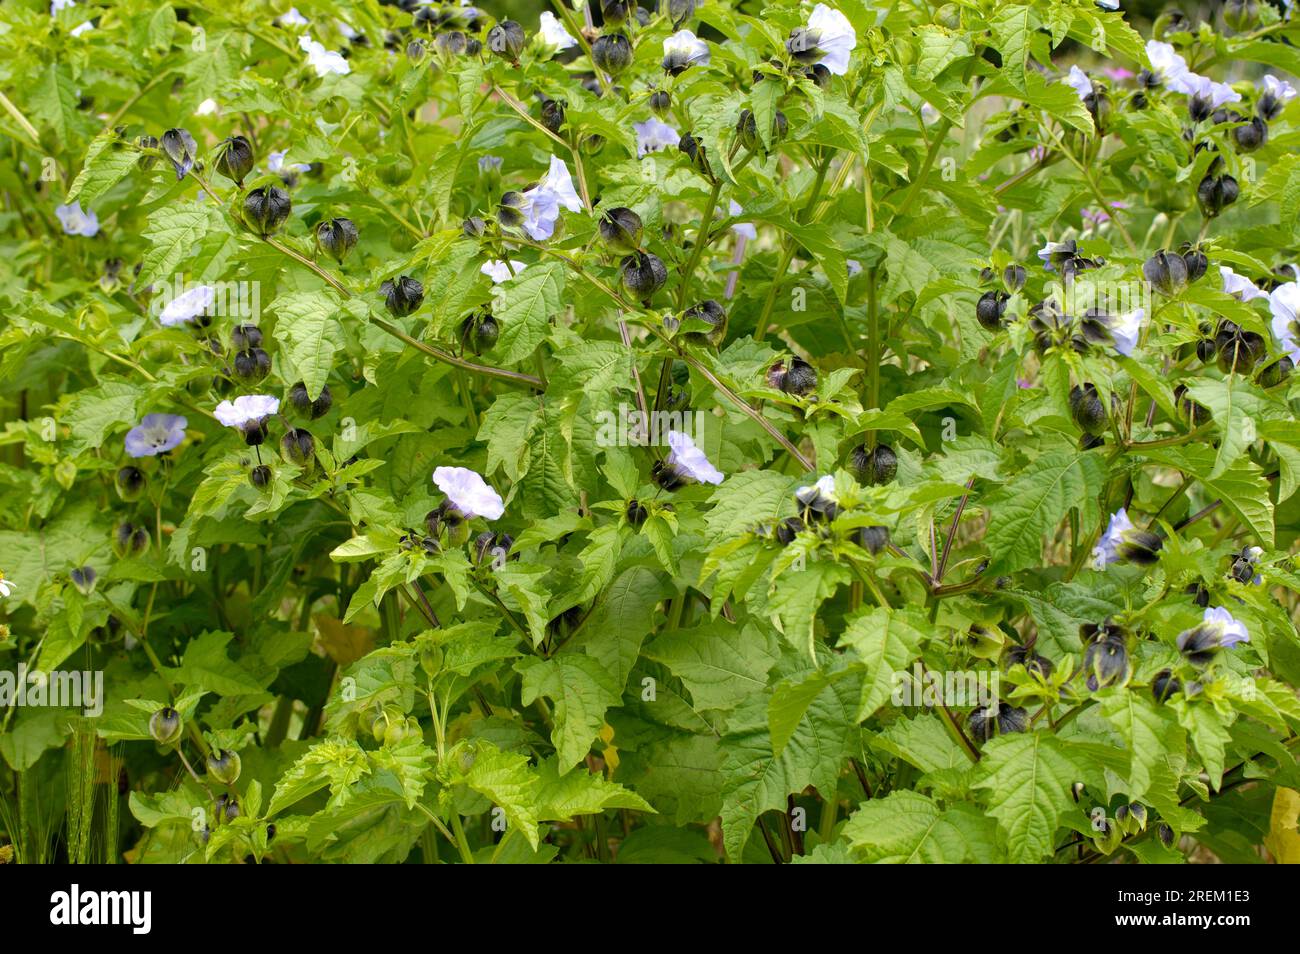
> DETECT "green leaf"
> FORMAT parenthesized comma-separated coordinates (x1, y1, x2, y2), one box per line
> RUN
(839, 606, 931, 722)
(517, 654, 621, 770)
(494, 262, 564, 364)
(271, 292, 346, 401)
(1099, 690, 1183, 800)
(984, 451, 1107, 575)
(975, 732, 1083, 863)
(66, 133, 137, 205)
(646, 620, 781, 712)
(842, 790, 976, 862)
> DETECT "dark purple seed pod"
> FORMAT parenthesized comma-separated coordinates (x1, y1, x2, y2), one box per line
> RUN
(232, 348, 272, 384)
(621, 251, 668, 302)
(116, 465, 146, 502)
(976, 290, 1009, 331)
(599, 207, 643, 253)
(316, 217, 358, 264)
(1069, 382, 1108, 436)
(1143, 249, 1189, 297)
(243, 186, 292, 236)
(591, 33, 633, 75)
(649, 89, 671, 116)
(486, 20, 526, 62)
(381, 275, 424, 316)
(280, 427, 316, 467)
(289, 381, 333, 419)
(850, 443, 897, 486)
(249, 464, 273, 490)
(214, 135, 255, 185)
(680, 299, 727, 347)
(231, 323, 263, 351)
(856, 525, 891, 555)
(626, 499, 648, 526)
(160, 127, 197, 180)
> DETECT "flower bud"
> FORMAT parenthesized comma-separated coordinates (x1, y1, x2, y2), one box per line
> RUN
(678, 132, 712, 178)
(1213, 320, 1266, 373)
(626, 499, 648, 526)
(487, 20, 526, 63)
(1180, 244, 1209, 283)
(1233, 116, 1267, 152)
(1084, 632, 1129, 690)
(539, 97, 566, 135)
(668, 0, 695, 29)
(602, 0, 630, 26)
(850, 443, 897, 486)
(149, 706, 182, 746)
(497, 191, 526, 231)
(214, 135, 255, 186)
(160, 127, 197, 180)
(1257, 356, 1293, 388)
(462, 216, 487, 239)
(459, 311, 499, 355)
(232, 348, 271, 384)
(249, 464, 273, 490)
(231, 323, 263, 351)
(767, 356, 818, 396)
(680, 299, 727, 347)
(649, 89, 671, 116)
(243, 186, 292, 236)
(1152, 668, 1182, 703)
(967, 702, 1028, 743)
(774, 516, 804, 545)
(114, 522, 150, 557)
(1197, 174, 1239, 218)
(206, 749, 242, 785)
(1070, 382, 1108, 436)
(1173, 383, 1213, 426)
(591, 33, 633, 75)
(116, 465, 146, 502)
(976, 290, 1009, 331)
(71, 566, 97, 595)
(856, 525, 891, 555)
(289, 382, 332, 419)
(381, 275, 425, 317)
(1158, 823, 1175, 848)
(621, 251, 668, 302)
(281, 427, 316, 468)
(316, 217, 358, 264)
(1224, 0, 1259, 33)
(599, 207, 643, 254)
(1143, 249, 1189, 297)
(137, 134, 159, 170)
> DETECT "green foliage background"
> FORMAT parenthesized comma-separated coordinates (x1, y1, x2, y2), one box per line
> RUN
(2, 0, 1300, 864)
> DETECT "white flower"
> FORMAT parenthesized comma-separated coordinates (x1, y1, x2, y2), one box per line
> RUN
(69, 20, 93, 36)
(728, 200, 757, 241)
(537, 11, 576, 52)
(481, 259, 527, 283)
(1093, 508, 1135, 567)
(195, 97, 219, 116)
(214, 394, 280, 428)
(1221, 265, 1267, 303)
(1262, 74, 1297, 107)
(1108, 308, 1145, 356)
(278, 7, 309, 28)
(634, 117, 680, 157)
(299, 34, 350, 76)
(665, 430, 724, 485)
(1269, 281, 1300, 363)
(806, 4, 857, 76)
(267, 150, 310, 175)
(1036, 240, 1073, 270)
(1095, 0, 1119, 9)
(433, 466, 505, 520)
(662, 30, 710, 72)
(518, 156, 583, 241)
(1184, 73, 1241, 108)
(0, 574, 14, 599)
(1203, 606, 1250, 648)
(55, 201, 98, 237)
(335, 20, 359, 40)
(1064, 65, 1093, 101)
(158, 284, 215, 326)
(795, 474, 836, 507)
(1145, 40, 1197, 94)
(847, 259, 863, 276)
(919, 103, 939, 125)
(50, 0, 76, 12)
